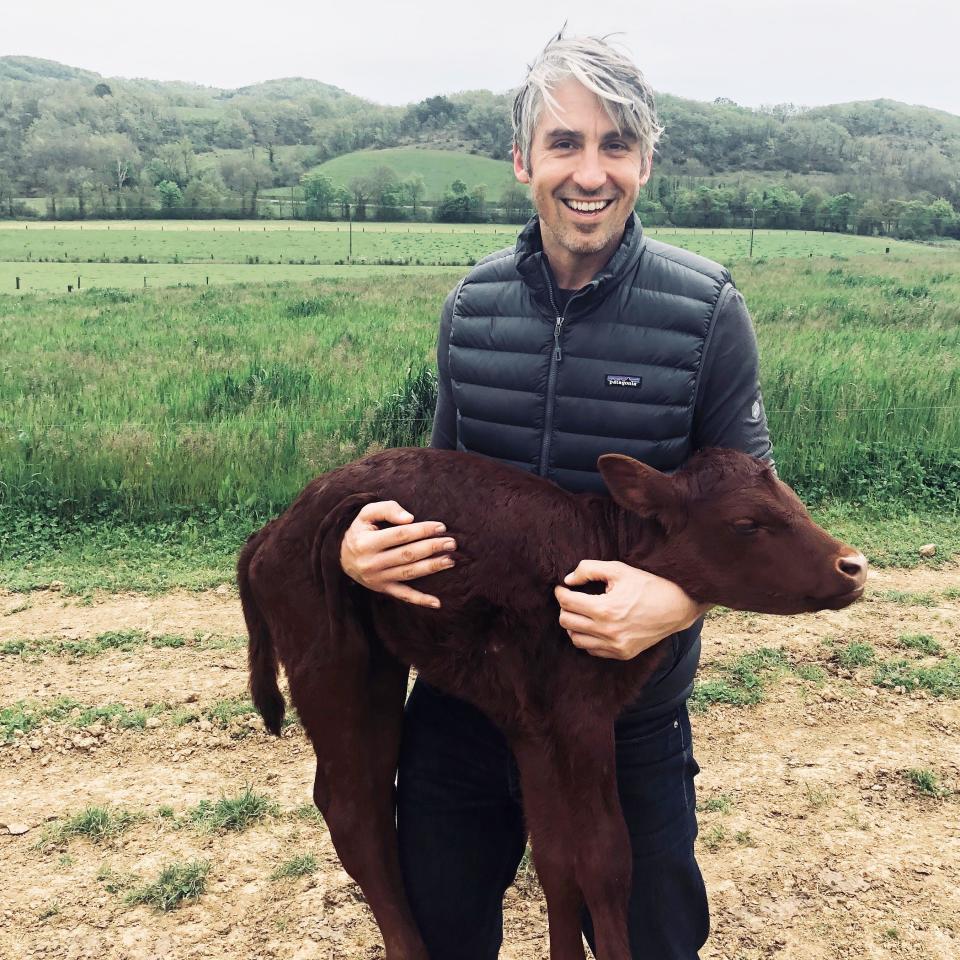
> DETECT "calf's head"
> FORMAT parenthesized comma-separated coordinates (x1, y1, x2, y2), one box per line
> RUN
(598, 449, 867, 615)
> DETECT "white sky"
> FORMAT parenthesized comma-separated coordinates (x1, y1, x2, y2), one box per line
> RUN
(4, 0, 959, 117)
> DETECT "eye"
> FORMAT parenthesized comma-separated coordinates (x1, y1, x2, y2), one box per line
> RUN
(605, 142, 629, 152)
(731, 519, 761, 536)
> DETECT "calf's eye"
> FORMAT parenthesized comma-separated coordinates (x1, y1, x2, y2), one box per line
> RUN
(731, 519, 760, 535)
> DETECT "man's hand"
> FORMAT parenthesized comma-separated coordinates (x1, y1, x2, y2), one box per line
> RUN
(340, 500, 457, 608)
(554, 560, 711, 660)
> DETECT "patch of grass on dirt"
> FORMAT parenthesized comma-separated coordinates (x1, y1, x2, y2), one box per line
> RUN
(72, 702, 166, 729)
(698, 794, 734, 814)
(873, 656, 960, 697)
(690, 647, 790, 712)
(835, 641, 876, 668)
(803, 784, 835, 810)
(0, 630, 238, 660)
(38, 902, 60, 921)
(904, 768, 950, 798)
(876, 589, 937, 606)
(270, 853, 318, 880)
(897, 633, 943, 655)
(701, 824, 727, 852)
(205, 698, 256, 726)
(188, 787, 277, 832)
(0, 702, 40, 741)
(38, 806, 141, 850)
(125, 860, 210, 911)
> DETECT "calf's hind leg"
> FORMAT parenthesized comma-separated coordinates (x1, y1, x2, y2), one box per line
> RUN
(297, 641, 427, 960)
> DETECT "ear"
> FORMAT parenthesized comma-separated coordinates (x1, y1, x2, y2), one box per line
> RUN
(639, 152, 653, 187)
(512, 144, 530, 184)
(597, 454, 680, 522)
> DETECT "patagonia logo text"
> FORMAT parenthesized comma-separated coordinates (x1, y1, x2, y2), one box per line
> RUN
(606, 375, 642, 388)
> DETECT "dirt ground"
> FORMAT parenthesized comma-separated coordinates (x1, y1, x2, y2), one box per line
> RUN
(2, 564, 958, 960)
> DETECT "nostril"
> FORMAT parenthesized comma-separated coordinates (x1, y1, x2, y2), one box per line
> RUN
(836, 552, 867, 583)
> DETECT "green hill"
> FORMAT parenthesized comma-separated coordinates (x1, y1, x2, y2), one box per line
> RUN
(305, 147, 517, 201)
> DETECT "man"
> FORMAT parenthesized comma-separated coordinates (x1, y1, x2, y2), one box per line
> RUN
(340, 32, 772, 960)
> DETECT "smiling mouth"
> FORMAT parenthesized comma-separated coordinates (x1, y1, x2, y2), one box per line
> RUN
(561, 198, 615, 216)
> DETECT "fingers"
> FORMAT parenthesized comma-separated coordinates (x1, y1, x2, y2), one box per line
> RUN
(563, 558, 618, 586)
(566, 631, 625, 660)
(340, 499, 456, 604)
(554, 584, 603, 618)
(356, 499, 415, 526)
(383, 583, 444, 609)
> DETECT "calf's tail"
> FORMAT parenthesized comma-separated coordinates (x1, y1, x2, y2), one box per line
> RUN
(238, 524, 286, 736)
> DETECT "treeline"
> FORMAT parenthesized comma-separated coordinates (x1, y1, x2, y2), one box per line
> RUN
(639, 181, 960, 239)
(1, 56, 959, 230)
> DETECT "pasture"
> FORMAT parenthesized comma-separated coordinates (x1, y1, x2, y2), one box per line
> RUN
(1, 223, 958, 958)
(0, 220, 937, 296)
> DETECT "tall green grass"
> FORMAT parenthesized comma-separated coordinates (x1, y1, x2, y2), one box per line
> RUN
(0, 253, 957, 525)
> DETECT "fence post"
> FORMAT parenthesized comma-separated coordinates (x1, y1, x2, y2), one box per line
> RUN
(77, 275, 81, 289)
(15, 276, 19, 290)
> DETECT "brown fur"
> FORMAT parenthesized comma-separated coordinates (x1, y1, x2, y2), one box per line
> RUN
(239, 447, 865, 960)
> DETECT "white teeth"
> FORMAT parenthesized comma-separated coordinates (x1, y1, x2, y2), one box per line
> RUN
(566, 199, 610, 212)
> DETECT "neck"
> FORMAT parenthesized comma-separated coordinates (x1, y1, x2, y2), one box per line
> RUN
(540, 223, 624, 290)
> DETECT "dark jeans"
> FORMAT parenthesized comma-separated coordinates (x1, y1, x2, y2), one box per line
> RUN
(396, 679, 709, 959)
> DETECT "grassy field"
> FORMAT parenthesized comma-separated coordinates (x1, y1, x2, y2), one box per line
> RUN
(276, 146, 518, 201)
(1, 227, 957, 590)
(0, 220, 942, 295)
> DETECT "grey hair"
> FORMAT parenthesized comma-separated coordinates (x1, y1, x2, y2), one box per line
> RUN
(512, 31, 664, 177)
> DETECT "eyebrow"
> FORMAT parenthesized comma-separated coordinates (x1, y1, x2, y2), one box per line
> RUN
(542, 128, 638, 143)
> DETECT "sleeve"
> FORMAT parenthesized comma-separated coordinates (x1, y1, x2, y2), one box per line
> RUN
(693, 285, 775, 468)
(429, 285, 460, 451)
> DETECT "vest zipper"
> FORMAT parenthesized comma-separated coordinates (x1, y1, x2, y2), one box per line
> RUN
(539, 265, 596, 477)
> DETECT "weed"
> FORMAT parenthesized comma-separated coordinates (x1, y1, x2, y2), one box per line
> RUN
(701, 824, 727, 852)
(874, 656, 960, 697)
(38, 902, 60, 920)
(698, 794, 734, 814)
(0, 702, 39, 741)
(38, 806, 140, 849)
(804, 784, 834, 809)
(205, 698, 256, 727)
(125, 860, 209, 911)
(734, 830, 756, 846)
(690, 647, 789, 712)
(881, 927, 901, 942)
(897, 633, 943, 655)
(904, 768, 949, 798)
(270, 854, 318, 880)
(877, 590, 936, 606)
(836, 641, 875, 668)
(794, 663, 826, 682)
(189, 787, 277, 832)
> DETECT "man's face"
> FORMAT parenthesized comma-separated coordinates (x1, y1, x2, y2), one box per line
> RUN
(514, 78, 651, 263)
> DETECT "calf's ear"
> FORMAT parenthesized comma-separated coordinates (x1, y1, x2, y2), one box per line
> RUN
(597, 454, 680, 522)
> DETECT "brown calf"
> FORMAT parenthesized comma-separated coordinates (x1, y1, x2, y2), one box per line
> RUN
(239, 447, 866, 960)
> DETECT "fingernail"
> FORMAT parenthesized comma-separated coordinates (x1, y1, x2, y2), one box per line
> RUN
(435, 523, 446, 534)
(430, 599, 441, 609)
(442, 557, 455, 567)
(444, 539, 456, 550)
(400, 511, 414, 521)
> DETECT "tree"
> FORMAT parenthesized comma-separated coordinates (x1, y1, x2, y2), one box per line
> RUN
(469, 184, 487, 221)
(499, 183, 533, 223)
(156, 179, 183, 212)
(402, 173, 426, 218)
(301, 171, 335, 218)
(450, 179, 468, 197)
(822, 193, 859, 232)
(348, 174, 374, 220)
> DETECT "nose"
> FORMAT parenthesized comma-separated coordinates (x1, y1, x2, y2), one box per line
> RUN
(572, 146, 607, 193)
(836, 551, 868, 588)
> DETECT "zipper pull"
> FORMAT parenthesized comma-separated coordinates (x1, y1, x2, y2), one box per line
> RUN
(553, 317, 564, 362)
